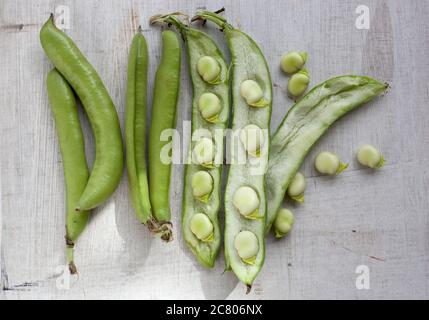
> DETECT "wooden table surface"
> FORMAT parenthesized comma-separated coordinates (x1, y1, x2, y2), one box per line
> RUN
(1, 0, 428, 300)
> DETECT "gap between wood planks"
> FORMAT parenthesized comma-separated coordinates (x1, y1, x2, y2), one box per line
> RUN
(0, 23, 37, 32)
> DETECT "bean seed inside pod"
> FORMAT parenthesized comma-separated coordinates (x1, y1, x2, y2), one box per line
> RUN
(192, 137, 215, 167)
(198, 92, 222, 122)
(233, 186, 260, 218)
(240, 124, 265, 157)
(197, 56, 221, 83)
(240, 80, 266, 107)
(234, 230, 259, 263)
(190, 213, 214, 242)
(191, 171, 214, 201)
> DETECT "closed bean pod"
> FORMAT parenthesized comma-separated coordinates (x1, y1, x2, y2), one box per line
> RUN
(40, 15, 123, 211)
(149, 30, 181, 227)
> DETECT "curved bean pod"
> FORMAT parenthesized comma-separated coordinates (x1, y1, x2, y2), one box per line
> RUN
(46, 69, 89, 274)
(266, 76, 387, 233)
(40, 15, 123, 211)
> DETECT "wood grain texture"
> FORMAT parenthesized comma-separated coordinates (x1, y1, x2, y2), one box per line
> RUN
(1, 0, 428, 299)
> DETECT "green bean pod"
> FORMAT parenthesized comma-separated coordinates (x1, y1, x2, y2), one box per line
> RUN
(151, 14, 229, 267)
(149, 30, 181, 224)
(40, 15, 123, 211)
(46, 69, 90, 274)
(194, 11, 272, 287)
(266, 76, 387, 233)
(125, 31, 171, 240)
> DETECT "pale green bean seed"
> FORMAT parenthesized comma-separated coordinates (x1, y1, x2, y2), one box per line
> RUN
(274, 208, 294, 238)
(198, 92, 222, 122)
(234, 230, 259, 264)
(357, 144, 385, 168)
(240, 80, 266, 107)
(240, 124, 265, 157)
(280, 51, 307, 74)
(191, 171, 214, 202)
(192, 137, 215, 167)
(197, 56, 221, 83)
(287, 172, 306, 202)
(233, 186, 260, 219)
(315, 151, 348, 175)
(190, 213, 214, 242)
(288, 69, 310, 97)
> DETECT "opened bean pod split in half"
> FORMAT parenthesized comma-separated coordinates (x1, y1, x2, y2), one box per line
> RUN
(150, 14, 230, 267)
(193, 11, 273, 289)
(266, 76, 387, 234)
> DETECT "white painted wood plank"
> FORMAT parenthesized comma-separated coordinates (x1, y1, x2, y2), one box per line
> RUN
(1, 0, 428, 299)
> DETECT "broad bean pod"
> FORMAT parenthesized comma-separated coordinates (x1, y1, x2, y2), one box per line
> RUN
(40, 15, 123, 211)
(149, 30, 181, 227)
(194, 11, 272, 289)
(151, 14, 229, 267)
(46, 69, 89, 273)
(265, 76, 387, 233)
